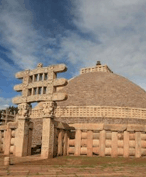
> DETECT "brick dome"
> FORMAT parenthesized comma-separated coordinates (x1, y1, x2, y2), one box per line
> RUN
(57, 72, 146, 108)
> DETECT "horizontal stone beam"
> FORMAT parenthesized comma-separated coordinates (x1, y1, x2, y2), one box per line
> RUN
(15, 64, 67, 79)
(104, 124, 127, 132)
(69, 123, 104, 130)
(14, 84, 24, 92)
(54, 78, 68, 87)
(12, 93, 67, 104)
(7, 122, 18, 129)
(52, 93, 67, 101)
(12, 96, 27, 104)
(53, 64, 67, 73)
(15, 70, 30, 79)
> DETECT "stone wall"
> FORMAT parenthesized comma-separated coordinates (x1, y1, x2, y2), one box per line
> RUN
(31, 118, 43, 147)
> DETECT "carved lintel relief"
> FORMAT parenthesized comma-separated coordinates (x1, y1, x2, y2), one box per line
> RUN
(42, 101, 57, 118)
(18, 103, 32, 119)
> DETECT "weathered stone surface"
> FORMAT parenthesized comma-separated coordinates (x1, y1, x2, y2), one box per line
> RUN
(127, 125, 145, 132)
(135, 132, 141, 158)
(111, 132, 118, 157)
(74, 130, 81, 156)
(69, 124, 103, 130)
(13, 63, 68, 104)
(99, 130, 105, 156)
(123, 131, 129, 157)
(7, 122, 18, 129)
(104, 124, 127, 132)
(41, 118, 54, 159)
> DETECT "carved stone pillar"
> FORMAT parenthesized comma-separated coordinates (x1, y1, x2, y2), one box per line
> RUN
(4, 128, 11, 155)
(15, 103, 32, 157)
(41, 101, 56, 159)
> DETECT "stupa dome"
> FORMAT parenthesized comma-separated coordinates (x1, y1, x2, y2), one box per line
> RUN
(57, 64, 146, 108)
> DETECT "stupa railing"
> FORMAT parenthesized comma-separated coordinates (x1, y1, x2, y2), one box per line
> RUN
(30, 106, 146, 119)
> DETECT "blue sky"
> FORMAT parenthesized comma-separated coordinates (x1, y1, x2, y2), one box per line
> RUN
(1, 0, 146, 109)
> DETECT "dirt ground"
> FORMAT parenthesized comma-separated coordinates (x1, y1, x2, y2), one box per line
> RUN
(0, 153, 146, 176)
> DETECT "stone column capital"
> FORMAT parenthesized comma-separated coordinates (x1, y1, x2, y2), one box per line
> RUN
(18, 102, 32, 119)
(42, 101, 57, 118)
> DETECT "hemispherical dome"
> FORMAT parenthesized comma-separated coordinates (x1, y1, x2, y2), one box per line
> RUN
(57, 72, 146, 108)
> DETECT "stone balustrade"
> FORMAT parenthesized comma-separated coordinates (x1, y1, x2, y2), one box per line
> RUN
(0, 122, 18, 155)
(30, 106, 146, 119)
(80, 65, 113, 74)
(67, 123, 146, 158)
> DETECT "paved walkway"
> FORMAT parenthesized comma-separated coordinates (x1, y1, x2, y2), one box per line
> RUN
(1, 154, 146, 176)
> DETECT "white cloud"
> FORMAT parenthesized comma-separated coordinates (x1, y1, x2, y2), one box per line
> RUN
(0, 0, 42, 69)
(69, 0, 146, 78)
(0, 97, 12, 110)
(0, 0, 146, 92)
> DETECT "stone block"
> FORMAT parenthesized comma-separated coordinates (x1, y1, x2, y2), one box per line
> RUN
(0, 125, 7, 131)
(7, 122, 18, 129)
(127, 125, 145, 132)
(69, 124, 103, 130)
(104, 124, 127, 132)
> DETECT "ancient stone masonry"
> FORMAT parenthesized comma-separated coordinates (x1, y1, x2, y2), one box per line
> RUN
(67, 123, 146, 158)
(12, 63, 68, 158)
(12, 63, 68, 104)
(80, 64, 113, 74)
(0, 122, 18, 155)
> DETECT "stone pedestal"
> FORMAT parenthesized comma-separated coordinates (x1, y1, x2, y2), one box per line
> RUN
(15, 119, 30, 157)
(41, 118, 54, 158)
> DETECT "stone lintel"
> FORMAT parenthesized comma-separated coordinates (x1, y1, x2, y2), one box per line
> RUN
(127, 125, 145, 132)
(53, 78, 68, 87)
(15, 64, 67, 79)
(14, 79, 67, 92)
(15, 70, 30, 79)
(52, 93, 67, 101)
(104, 124, 127, 132)
(69, 123, 103, 130)
(53, 64, 67, 73)
(13, 93, 67, 104)
(0, 125, 7, 131)
(7, 122, 18, 129)
(54, 121, 71, 130)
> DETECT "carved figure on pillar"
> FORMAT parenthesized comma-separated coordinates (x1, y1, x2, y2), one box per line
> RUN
(42, 101, 57, 118)
(18, 103, 32, 119)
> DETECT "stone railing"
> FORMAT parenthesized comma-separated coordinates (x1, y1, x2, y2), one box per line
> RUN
(67, 123, 146, 157)
(80, 65, 113, 74)
(55, 106, 146, 119)
(0, 122, 18, 155)
(30, 106, 146, 119)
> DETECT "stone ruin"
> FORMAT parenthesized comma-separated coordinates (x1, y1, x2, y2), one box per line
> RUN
(1, 62, 146, 158)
